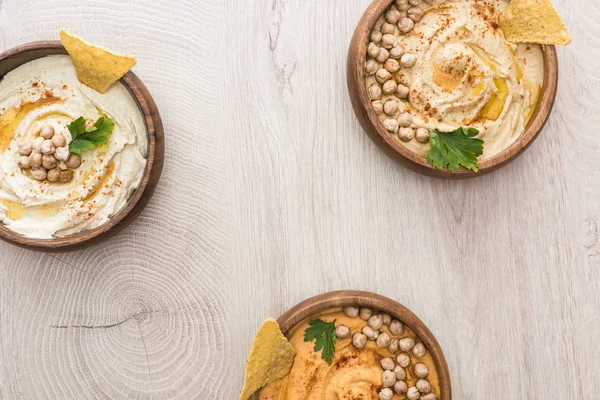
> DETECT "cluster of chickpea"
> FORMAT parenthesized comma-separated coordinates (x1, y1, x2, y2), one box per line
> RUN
(336, 306, 437, 400)
(365, 0, 434, 145)
(16, 124, 82, 183)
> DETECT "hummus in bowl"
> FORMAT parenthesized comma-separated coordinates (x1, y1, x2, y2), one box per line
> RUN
(348, 0, 558, 178)
(0, 42, 163, 250)
(256, 291, 451, 400)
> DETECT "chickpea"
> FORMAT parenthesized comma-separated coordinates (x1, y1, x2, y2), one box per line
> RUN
(394, 380, 408, 395)
(381, 34, 397, 49)
(421, 394, 438, 400)
(58, 161, 68, 171)
(376, 68, 392, 84)
(382, 80, 397, 95)
(368, 85, 382, 101)
(381, 313, 391, 325)
(388, 338, 399, 353)
(397, 17, 415, 34)
(400, 53, 417, 68)
(378, 388, 393, 400)
(399, 336, 416, 351)
(352, 332, 367, 349)
(389, 319, 404, 335)
(58, 170, 74, 183)
(380, 357, 395, 371)
(66, 154, 82, 169)
(381, 23, 395, 35)
(40, 140, 55, 155)
(384, 100, 398, 116)
(383, 119, 399, 133)
(47, 168, 60, 183)
(396, 84, 410, 99)
(409, 0, 421, 5)
(54, 146, 70, 162)
(370, 30, 383, 44)
(396, 352, 411, 367)
(376, 332, 391, 348)
(413, 342, 427, 357)
(336, 325, 351, 339)
(397, 112, 413, 127)
(416, 378, 431, 394)
(382, 370, 397, 388)
(368, 42, 381, 58)
(384, 58, 400, 73)
(18, 141, 33, 156)
(414, 362, 430, 378)
(375, 48, 390, 63)
(368, 314, 384, 330)
(407, 386, 420, 400)
(42, 154, 58, 170)
(399, 127, 415, 142)
(359, 307, 372, 321)
(39, 124, 55, 139)
(17, 156, 31, 169)
(395, 0, 409, 11)
(372, 100, 384, 115)
(394, 365, 407, 380)
(33, 136, 45, 152)
(389, 45, 404, 59)
(408, 6, 424, 22)
(362, 325, 379, 340)
(344, 306, 359, 318)
(29, 152, 43, 168)
(51, 132, 66, 147)
(30, 167, 47, 181)
(365, 59, 379, 76)
(385, 9, 402, 24)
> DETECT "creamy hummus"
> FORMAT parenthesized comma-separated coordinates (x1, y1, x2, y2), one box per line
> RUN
(0, 55, 147, 239)
(365, 0, 545, 159)
(259, 308, 440, 400)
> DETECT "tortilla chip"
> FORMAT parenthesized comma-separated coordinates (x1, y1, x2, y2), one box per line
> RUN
(60, 29, 137, 93)
(499, 0, 571, 45)
(240, 318, 296, 400)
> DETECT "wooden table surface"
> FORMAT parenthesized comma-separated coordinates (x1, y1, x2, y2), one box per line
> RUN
(0, 0, 598, 399)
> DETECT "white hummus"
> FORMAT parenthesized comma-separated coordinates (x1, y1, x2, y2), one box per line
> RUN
(366, 0, 545, 159)
(0, 55, 147, 239)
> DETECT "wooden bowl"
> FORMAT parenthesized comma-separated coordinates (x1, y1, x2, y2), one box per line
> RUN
(272, 290, 452, 399)
(0, 41, 164, 252)
(347, 0, 559, 179)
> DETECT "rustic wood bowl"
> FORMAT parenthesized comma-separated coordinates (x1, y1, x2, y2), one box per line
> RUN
(347, 0, 559, 179)
(0, 41, 164, 252)
(268, 290, 452, 399)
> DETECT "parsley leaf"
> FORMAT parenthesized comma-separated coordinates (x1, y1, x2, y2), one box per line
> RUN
(304, 319, 337, 365)
(426, 127, 484, 172)
(67, 116, 115, 155)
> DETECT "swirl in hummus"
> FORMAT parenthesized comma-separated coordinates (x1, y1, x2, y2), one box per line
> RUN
(365, 0, 545, 159)
(259, 308, 440, 400)
(0, 55, 147, 239)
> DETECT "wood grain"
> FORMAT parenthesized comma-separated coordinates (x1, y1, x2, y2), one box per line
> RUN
(1, 0, 599, 399)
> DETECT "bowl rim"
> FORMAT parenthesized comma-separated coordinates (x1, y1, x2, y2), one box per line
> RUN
(0, 41, 164, 251)
(272, 290, 452, 399)
(347, 0, 559, 179)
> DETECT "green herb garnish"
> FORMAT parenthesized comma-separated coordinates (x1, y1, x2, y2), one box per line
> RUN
(304, 319, 337, 365)
(68, 116, 115, 155)
(426, 127, 484, 172)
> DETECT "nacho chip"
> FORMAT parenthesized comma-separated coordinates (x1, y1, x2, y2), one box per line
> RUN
(499, 0, 571, 45)
(60, 29, 137, 93)
(240, 318, 296, 400)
